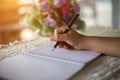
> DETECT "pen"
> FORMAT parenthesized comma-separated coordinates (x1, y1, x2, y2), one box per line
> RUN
(52, 14, 79, 51)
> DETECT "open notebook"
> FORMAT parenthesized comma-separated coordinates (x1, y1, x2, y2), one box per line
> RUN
(0, 43, 100, 80)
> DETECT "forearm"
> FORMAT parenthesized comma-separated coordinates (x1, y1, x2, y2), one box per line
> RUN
(82, 36, 120, 57)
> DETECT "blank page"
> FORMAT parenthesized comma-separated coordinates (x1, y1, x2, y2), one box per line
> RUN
(0, 54, 84, 80)
(0, 43, 100, 80)
(27, 43, 100, 64)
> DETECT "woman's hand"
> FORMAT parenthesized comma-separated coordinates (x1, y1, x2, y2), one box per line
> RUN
(50, 26, 120, 57)
(50, 26, 86, 49)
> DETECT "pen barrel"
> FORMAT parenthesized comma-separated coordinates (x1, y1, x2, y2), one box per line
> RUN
(62, 28, 70, 34)
(67, 14, 79, 29)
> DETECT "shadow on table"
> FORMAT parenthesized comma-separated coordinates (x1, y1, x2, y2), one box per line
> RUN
(0, 77, 9, 80)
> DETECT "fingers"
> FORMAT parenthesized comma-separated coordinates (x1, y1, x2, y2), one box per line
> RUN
(54, 26, 68, 36)
(50, 34, 67, 41)
(56, 34, 67, 41)
(53, 27, 68, 41)
(57, 42, 70, 49)
(50, 35, 57, 41)
(50, 35, 69, 49)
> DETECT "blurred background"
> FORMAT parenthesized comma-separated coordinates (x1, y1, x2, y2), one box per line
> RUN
(0, 0, 120, 44)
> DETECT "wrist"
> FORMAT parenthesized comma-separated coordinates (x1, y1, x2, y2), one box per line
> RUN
(77, 35, 89, 50)
(82, 36, 97, 51)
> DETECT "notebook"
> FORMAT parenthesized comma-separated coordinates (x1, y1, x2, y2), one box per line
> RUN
(0, 43, 100, 80)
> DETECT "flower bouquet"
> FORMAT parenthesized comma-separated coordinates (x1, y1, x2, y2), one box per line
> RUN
(25, 0, 85, 36)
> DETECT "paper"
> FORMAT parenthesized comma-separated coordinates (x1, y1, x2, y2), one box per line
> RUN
(27, 43, 100, 63)
(0, 43, 100, 80)
(0, 55, 84, 80)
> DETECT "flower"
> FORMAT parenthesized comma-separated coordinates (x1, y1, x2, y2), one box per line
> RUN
(71, 24, 77, 30)
(41, 1, 51, 12)
(73, 1, 80, 13)
(54, 0, 67, 8)
(61, 4, 71, 14)
(62, 13, 72, 24)
(39, 0, 43, 3)
(44, 16, 56, 27)
(25, 0, 85, 36)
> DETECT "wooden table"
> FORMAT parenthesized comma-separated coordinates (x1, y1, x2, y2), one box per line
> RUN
(0, 27, 120, 80)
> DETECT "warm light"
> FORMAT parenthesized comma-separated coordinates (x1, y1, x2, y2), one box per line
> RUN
(18, 7, 31, 14)
(20, 28, 35, 41)
(18, 0, 38, 4)
(18, 0, 39, 14)
(18, 0, 33, 4)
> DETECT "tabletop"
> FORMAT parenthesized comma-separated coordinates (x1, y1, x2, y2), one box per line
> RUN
(0, 27, 120, 80)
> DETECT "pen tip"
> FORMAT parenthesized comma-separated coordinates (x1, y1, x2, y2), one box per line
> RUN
(52, 48, 54, 51)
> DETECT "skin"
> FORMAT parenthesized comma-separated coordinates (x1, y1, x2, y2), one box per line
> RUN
(50, 26, 120, 57)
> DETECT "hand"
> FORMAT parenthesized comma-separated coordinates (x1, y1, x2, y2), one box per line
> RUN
(50, 26, 86, 49)
(51, 26, 120, 57)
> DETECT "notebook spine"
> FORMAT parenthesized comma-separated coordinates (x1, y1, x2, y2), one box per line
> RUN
(23, 52, 83, 66)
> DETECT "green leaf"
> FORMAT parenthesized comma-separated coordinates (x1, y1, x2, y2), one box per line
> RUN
(76, 19, 86, 32)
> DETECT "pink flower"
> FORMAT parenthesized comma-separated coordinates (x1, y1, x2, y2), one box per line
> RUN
(73, 2, 80, 13)
(71, 24, 77, 30)
(44, 16, 56, 27)
(63, 14, 72, 24)
(53, 0, 67, 8)
(41, 1, 51, 12)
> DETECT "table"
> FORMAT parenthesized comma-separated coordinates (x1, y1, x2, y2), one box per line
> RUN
(0, 27, 120, 80)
